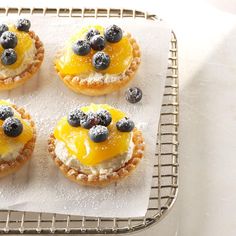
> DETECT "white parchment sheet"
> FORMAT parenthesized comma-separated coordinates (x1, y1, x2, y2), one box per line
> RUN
(0, 16, 171, 217)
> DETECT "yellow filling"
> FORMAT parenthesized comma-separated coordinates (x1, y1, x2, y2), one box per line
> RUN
(55, 25, 133, 76)
(0, 100, 33, 156)
(0, 25, 33, 69)
(54, 104, 131, 166)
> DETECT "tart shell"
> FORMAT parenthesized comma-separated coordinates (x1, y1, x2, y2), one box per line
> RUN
(0, 31, 44, 91)
(55, 33, 141, 96)
(0, 105, 36, 178)
(48, 128, 145, 187)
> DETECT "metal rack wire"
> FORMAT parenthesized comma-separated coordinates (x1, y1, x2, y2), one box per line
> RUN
(0, 7, 179, 234)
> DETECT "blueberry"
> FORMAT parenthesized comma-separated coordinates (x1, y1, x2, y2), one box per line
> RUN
(90, 35, 106, 51)
(3, 117, 23, 137)
(67, 108, 86, 127)
(0, 24, 9, 37)
(72, 40, 91, 56)
(116, 117, 135, 132)
(0, 31, 18, 49)
(16, 18, 31, 32)
(105, 25, 123, 43)
(89, 125, 109, 143)
(85, 29, 100, 41)
(125, 87, 143, 104)
(92, 52, 110, 70)
(1, 49, 17, 65)
(0, 105, 14, 120)
(97, 110, 112, 127)
(80, 112, 100, 129)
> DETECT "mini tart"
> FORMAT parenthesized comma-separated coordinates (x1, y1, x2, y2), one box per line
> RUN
(55, 25, 141, 96)
(48, 128, 144, 187)
(0, 26, 44, 90)
(48, 104, 145, 187)
(0, 101, 36, 178)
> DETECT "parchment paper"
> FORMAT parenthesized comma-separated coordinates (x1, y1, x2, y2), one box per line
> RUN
(0, 16, 171, 217)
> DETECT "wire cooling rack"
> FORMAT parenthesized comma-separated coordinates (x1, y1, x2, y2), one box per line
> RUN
(0, 7, 179, 234)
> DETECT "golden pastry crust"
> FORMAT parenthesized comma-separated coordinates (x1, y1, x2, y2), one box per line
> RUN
(0, 105, 36, 178)
(55, 33, 141, 96)
(48, 128, 145, 187)
(0, 31, 44, 91)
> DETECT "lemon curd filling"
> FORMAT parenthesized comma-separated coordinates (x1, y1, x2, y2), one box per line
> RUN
(55, 25, 133, 76)
(54, 104, 132, 166)
(0, 100, 33, 160)
(0, 25, 36, 78)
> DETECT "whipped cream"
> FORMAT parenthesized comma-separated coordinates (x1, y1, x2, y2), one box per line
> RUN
(0, 40, 37, 78)
(55, 137, 134, 175)
(78, 72, 123, 84)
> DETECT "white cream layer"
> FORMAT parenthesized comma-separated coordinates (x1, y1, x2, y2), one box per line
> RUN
(0, 40, 37, 78)
(78, 72, 123, 84)
(55, 137, 134, 175)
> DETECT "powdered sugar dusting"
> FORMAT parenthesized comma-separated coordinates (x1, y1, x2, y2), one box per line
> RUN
(0, 16, 170, 218)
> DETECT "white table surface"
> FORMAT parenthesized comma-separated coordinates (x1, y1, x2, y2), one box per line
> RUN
(3, 0, 236, 235)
